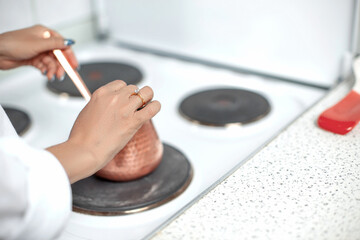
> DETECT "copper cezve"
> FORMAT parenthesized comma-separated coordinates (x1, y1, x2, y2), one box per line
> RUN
(96, 120, 164, 181)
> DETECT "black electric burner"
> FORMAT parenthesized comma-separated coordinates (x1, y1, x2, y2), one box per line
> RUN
(3, 107, 31, 136)
(179, 88, 271, 126)
(71, 143, 192, 216)
(47, 62, 143, 97)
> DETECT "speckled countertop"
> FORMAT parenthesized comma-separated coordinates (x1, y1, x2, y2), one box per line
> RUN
(150, 78, 360, 240)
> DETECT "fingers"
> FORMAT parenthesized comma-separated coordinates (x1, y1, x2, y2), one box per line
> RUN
(92, 81, 161, 123)
(30, 53, 66, 81)
(30, 54, 47, 75)
(62, 48, 79, 69)
(129, 86, 154, 109)
(43, 35, 68, 50)
(46, 29, 77, 58)
(39, 25, 79, 70)
(129, 86, 161, 123)
(42, 55, 58, 80)
(55, 62, 65, 80)
(41, 27, 74, 50)
(33, 25, 75, 53)
(135, 100, 161, 120)
(122, 85, 140, 96)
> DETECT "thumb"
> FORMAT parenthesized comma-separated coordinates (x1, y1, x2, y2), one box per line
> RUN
(41, 36, 75, 51)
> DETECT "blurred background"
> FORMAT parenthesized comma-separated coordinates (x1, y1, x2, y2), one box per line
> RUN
(0, 0, 95, 42)
(1, 0, 359, 84)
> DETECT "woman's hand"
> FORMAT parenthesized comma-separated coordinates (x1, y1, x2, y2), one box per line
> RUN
(0, 25, 78, 80)
(47, 81, 161, 183)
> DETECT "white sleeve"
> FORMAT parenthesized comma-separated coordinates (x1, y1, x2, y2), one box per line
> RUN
(0, 137, 72, 240)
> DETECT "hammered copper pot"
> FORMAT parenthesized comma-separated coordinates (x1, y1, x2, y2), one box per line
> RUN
(95, 120, 163, 181)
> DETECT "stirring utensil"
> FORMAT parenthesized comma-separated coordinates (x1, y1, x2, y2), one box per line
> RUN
(317, 56, 360, 135)
(53, 49, 91, 102)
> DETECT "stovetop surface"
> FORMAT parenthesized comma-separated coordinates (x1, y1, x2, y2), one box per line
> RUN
(0, 43, 326, 240)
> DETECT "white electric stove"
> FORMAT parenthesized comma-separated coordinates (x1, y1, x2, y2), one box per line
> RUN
(1, 0, 359, 239)
(0, 42, 325, 239)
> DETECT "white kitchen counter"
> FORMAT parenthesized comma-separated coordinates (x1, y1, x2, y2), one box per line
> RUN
(150, 78, 360, 240)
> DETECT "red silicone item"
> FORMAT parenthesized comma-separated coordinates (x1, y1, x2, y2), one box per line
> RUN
(317, 90, 360, 135)
(317, 57, 360, 135)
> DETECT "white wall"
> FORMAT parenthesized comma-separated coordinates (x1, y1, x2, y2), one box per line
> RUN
(0, 0, 95, 47)
(0, 1, 359, 73)
(107, 0, 358, 87)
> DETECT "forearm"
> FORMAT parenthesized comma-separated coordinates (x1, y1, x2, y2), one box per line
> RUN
(46, 140, 98, 183)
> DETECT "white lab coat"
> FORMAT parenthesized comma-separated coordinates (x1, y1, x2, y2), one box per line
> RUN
(0, 105, 71, 240)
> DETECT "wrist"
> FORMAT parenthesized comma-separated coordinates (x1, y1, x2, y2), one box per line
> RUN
(0, 33, 5, 56)
(0, 33, 9, 69)
(46, 140, 99, 183)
